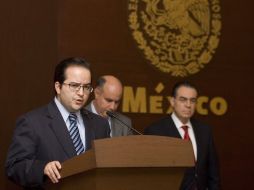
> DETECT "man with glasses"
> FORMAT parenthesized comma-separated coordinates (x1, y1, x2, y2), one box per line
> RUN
(5, 57, 110, 188)
(144, 81, 220, 190)
(86, 75, 133, 137)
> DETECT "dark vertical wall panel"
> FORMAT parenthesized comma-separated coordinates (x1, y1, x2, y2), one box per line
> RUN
(0, 0, 57, 189)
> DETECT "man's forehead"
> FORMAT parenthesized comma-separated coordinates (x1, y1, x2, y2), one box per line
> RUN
(176, 86, 197, 97)
(65, 66, 91, 80)
(102, 83, 122, 94)
(102, 91, 121, 100)
(65, 65, 90, 74)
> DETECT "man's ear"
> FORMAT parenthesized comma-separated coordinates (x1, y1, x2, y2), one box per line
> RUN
(94, 87, 101, 98)
(55, 82, 61, 95)
(170, 96, 175, 107)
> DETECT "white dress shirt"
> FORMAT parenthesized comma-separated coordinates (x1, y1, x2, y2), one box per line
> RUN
(54, 97, 86, 150)
(171, 112, 197, 160)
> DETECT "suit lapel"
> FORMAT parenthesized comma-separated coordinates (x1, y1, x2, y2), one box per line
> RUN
(81, 109, 95, 150)
(85, 102, 92, 112)
(47, 101, 77, 158)
(190, 119, 201, 162)
(110, 117, 118, 137)
(168, 116, 182, 138)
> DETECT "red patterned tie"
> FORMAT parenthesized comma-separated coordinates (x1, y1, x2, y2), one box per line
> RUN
(182, 125, 190, 140)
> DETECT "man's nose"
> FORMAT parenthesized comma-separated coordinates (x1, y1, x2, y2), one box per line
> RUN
(108, 102, 117, 111)
(77, 87, 85, 96)
(185, 100, 191, 107)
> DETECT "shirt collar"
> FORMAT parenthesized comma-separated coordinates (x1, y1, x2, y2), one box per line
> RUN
(91, 101, 99, 115)
(171, 112, 192, 130)
(91, 101, 111, 123)
(54, 97, 81, 123)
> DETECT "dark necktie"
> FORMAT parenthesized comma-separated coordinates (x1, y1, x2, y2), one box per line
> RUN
(182, 125, 190, 140)
(69, 113, 84, 155)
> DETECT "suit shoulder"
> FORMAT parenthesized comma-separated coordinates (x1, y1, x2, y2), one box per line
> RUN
(144, 116, 172, 134)
(82, 109, 108, 123)
(191, 118, 214, 137)
(191, 118, 211, 129)
(149, 116, 172, 127)
(84, 102, 92, 111)
(114, 112, 131, 122)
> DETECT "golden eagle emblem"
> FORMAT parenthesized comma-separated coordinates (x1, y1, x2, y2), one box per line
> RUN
(128, 0, 221, 77)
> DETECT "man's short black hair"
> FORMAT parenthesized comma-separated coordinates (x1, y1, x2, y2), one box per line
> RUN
(54, 57, 91, 84)
(95, 76, 107, 88)
(171, 81, 198, 97)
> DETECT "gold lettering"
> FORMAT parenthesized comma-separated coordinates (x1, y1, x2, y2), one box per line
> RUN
(122, 86, 147, 113)
(210, 97, 228, 115)
(121, 85, 228, 116)
(166, 96, 173, 114)
(196, 96, 209, 115)
(150, 96, 163, 113)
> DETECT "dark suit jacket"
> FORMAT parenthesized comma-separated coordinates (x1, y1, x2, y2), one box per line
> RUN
(5, 100, 110, 188)
(144, 115, 220, 190)
(86, 102, 133, 137)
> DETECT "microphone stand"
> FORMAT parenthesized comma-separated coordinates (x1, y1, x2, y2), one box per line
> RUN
(106, 111, 143, 135)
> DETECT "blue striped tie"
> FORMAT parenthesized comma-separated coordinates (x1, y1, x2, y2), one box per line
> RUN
(69, 113, 85, 155)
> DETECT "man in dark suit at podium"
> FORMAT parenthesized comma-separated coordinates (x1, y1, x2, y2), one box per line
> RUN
(5, 57, 110, 189)
(144, 81, 220, 190)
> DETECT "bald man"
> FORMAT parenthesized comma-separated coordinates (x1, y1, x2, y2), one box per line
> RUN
(86, 75, 133, 137)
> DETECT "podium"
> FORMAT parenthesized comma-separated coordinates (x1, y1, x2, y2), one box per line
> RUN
(47, 135, 194, 190)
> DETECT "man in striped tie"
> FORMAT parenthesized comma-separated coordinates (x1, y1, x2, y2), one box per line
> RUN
(69, 113, 85, 155)
(6, 57, 110, 188)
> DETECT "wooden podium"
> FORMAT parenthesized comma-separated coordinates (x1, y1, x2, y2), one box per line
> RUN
(47, 135, 194, 190)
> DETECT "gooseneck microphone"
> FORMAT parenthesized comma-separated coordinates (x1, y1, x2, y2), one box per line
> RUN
(106, 111, 143, 135)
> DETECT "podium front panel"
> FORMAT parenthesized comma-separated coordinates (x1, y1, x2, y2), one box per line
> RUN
(48, 167, 186, 190)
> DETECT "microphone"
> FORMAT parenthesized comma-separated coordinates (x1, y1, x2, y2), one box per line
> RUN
(106, 111, 143, 135)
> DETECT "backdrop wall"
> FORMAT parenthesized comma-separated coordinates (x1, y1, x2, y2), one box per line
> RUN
(1, 0, 253, 189)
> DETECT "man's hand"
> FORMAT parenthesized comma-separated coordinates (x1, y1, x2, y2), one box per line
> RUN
(44, 161, 62, 183)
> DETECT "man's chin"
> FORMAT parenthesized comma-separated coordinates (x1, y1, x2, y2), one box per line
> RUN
(101, 111, 108, 118)
(70, 105, 84, 112)
(183, 114, 193, 120)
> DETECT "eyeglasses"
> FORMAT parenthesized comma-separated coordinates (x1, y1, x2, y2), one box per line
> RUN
(176, 97, 197, 104)
(62, 82, 93, 93)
